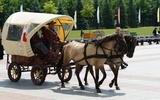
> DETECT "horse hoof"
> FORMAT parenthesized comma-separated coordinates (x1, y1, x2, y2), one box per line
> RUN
(81, 86, 85, 90)
(109, 83, 113, 88)
(85, 82, 89, 85)
(61, 85, 65, 88)
(97, 89, 102, 93)
(116, 87, 120, 90)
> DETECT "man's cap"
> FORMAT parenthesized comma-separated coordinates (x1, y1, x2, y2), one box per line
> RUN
(47, 21, 56, 25)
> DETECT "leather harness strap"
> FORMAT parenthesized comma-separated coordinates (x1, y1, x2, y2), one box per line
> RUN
(73, 40, 124, 65)
(83, 43, 90, 66)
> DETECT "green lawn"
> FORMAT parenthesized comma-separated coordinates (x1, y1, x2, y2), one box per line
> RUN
(67, 26, 157, 40)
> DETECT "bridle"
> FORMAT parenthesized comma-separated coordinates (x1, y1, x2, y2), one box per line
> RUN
(125, 36, 137, 57)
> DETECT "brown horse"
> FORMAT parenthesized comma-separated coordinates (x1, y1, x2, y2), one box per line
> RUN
(56, 33, 128, 93)
(83, 35, 137, 90)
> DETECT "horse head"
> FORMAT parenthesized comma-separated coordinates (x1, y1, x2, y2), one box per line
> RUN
(97, 33, 128, 55)
(114, 33, 128, 54)
(124, 35, 137, 58)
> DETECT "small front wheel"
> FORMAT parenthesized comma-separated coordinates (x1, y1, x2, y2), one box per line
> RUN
(31, 64, 45, 85)
(8, 62, 21, 82)
(58, 67, 72, 82)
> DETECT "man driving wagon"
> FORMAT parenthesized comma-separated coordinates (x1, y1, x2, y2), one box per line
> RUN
(31, 21, 62, 63)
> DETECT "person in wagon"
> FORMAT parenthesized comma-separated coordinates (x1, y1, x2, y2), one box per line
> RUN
(31, 27, 49, 59)
(42, 21, 60, 50)
(31, 21, 60, 62)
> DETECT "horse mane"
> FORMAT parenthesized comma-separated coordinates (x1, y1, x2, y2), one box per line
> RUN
(124, 35, 137, 42)
(97, 33, 121, 44)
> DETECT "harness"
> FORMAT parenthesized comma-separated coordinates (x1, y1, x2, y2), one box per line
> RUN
(73, 40, 125, 66)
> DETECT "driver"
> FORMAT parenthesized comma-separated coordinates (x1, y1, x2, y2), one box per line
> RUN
(31, 21, 60, 62)
(42, 21, 60, 50)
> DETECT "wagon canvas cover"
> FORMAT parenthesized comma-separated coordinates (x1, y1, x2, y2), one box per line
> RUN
(2, 12, 73, 57)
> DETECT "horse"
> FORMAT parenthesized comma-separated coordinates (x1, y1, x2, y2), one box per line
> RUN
(56, 33, 128, 93)
(83, 35, 137, 90)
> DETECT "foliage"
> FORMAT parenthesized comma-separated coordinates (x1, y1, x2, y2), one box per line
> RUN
(118, 0, 128, 28)
(61, 0, 77, 18)
(76, 0, 88, 30)
(80, 3, 94, 19)
(58, 2, 65, 14)
(0, 1, 3, 13)
(139, 0, 153, 26)
(127, 0, 138, 28)
(101, 0, 114, 28)
(43, 0, 58, 14)
(91, 0, 99, 29)
(0, 0, 160, 29)
(31, 0, 43, 12)
(80, 0, 95, 32)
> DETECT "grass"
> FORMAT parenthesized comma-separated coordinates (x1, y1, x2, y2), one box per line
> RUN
(67, 26, 157, 40)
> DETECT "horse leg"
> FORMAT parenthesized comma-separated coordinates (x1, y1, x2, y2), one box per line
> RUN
(84, 66, 90, 85)
(98, 66, 107, 87)
(60, 49, 71, 88)
(95, 67, 101, 93)
(75, 64, 85, 90)
(61, 65, 66, 88)
(114, 65, 120, 90)
(56, 53, 66, 88)
(84, 65, 95, 85)
(108, 64, 116, 88)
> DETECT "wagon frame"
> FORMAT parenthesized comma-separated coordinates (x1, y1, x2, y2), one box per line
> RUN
(2, 12, 74, 85)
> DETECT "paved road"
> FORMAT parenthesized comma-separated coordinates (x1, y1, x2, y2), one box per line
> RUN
(0, 43, 160, 100)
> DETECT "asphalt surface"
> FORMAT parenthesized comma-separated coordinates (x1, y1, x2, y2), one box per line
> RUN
(0, 43, 160, 100)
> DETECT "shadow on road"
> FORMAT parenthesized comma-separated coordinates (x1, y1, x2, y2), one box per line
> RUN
(51, 85, 125, 98)
(0, 79, 60, 90)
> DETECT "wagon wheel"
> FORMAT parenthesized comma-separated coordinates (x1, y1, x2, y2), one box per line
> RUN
(58, 67, 72, 82)
(31, 64, 45, 85)
(8, 62, 21, 82)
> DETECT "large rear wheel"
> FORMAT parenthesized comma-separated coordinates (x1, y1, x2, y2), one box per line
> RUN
(31, 64, 45, 85)
(58, 67, 72, 82)
(8, 62, 21, 82)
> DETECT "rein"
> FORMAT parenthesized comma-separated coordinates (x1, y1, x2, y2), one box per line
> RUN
(110, 38, 126, 64)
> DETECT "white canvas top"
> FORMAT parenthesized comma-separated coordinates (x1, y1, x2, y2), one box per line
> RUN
(2, 12, 74, 57)
(5, 12, 73, 25)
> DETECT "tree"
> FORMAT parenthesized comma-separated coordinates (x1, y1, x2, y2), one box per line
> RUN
(139, 0, 152, 26)
(151, 0, 160, 26)
(118, 0, 128, 28)
(91, 0, 99, 29)
(0, 0, 18, 25)
(58, 2, 65, 14)
(0, 1, 3, 13)
(101, 0, 114, 28)
(19, 0, 33, 12)
(127, 0, 138, 28)
(61, 0, 77, 18)
(76, 0, 88, 30)
(31, 0, 43, 12)
(81, 0, 95, 32)
(43, 0, 58, 14)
